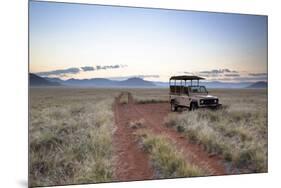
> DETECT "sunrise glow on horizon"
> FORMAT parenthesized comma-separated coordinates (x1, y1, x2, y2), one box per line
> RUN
(29, 1, 267, 82)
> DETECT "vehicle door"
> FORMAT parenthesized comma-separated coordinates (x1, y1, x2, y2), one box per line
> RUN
(178, 86, 190, 107)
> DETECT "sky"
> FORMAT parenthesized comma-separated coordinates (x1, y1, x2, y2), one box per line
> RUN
(29, 1, 268, 82)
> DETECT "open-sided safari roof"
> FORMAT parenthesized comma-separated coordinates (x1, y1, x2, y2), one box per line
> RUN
(169, 75, 205, 81)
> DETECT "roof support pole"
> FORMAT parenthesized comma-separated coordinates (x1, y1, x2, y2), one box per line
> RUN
(180, 80, 182, 95)
(169, 79, 171, 94)
(174, 79, 176, 94)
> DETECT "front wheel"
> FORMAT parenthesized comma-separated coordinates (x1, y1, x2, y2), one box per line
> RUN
(189, 102, 198, 111)
(171, 103, 178, 112)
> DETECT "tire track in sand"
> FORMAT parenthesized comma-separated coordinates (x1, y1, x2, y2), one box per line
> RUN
(113, 92, 231, 181)
(113, 92, 154, 181)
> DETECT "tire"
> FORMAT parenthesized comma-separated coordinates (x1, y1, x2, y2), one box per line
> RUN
(213, 104, 222, 110)
(171, 103, 178, 112)
(189, 102, 198, 111)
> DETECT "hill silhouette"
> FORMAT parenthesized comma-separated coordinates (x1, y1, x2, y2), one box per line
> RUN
(247, 81, 267, 88)
(29, 73, 61, 86)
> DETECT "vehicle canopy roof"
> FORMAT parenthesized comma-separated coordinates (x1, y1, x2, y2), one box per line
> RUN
(169, 75, 205, 81)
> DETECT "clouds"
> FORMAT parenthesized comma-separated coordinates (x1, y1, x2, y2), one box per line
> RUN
(81, 66, 95, 72)
(37, 67, 81, 77)
(96, 65, 125, 70)
(108, 75, 160, 81)
(248, 73, 267, 77)
(218, 76, 267, 82)
(224, 74, 240, 77)
(182, 68, 267, 82)
(199, 69, 237, 74)
(193, 69, 240, 78)
(36, 65, 267, 83)
(183, 69, 240, 79)
(37, 64, 127, 77)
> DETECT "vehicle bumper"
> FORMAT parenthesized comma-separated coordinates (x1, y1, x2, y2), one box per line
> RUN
(198, 103, 222, 108)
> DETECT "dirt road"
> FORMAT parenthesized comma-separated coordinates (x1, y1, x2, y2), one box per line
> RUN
(113, 92, 229, 181)
(113, 93, 154, 181)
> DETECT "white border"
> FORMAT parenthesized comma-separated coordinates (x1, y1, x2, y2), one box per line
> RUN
(0, 0, 280, 188)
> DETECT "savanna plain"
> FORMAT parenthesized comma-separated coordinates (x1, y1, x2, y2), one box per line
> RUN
(29, 88, 267, 187)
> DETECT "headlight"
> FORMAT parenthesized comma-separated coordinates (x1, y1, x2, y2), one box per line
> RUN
(200, 100, 204, 104)
(214, 99, 217, 103)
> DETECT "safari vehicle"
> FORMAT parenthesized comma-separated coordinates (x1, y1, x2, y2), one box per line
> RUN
(169, 75, 221, 111)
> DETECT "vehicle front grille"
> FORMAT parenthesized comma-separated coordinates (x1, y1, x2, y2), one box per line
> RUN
(201, 99, 217, 105)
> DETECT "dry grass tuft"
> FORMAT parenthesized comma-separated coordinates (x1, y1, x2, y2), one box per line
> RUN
(136, 130, 204, 178)
(29, 88, 119, 187)
(119, 92, 129, 104)
(136, 99, 168, 104)
(129, 119, 145, 129)
(165, 89, 267, 173)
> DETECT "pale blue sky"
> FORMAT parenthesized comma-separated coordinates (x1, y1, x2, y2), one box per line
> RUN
(29, 1, 267, 82)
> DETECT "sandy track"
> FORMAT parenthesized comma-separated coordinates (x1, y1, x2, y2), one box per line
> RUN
(132, 102, 228, 175)
(113, 92, 229, 181)
(113, 93, 154, 181)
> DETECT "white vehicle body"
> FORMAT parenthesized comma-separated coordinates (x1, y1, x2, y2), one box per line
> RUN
(169, 76, 221, 111)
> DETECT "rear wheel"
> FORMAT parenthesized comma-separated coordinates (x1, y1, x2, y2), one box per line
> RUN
(171, 103, 178, 112)
(189, 102, 198, 111)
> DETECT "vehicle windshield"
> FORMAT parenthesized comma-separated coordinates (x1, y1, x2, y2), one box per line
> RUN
(189, 86, 208, 94)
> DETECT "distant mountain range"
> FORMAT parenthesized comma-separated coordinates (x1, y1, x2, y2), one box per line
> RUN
(29, 73, 267, 89)
(30, 74, 155, 87)
(29, 73, 61, 86)
(247, 81, 268, 88)
(152, 81, 255, 89)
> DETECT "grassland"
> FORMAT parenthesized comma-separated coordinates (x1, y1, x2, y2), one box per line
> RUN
(29, 87, 267, 187)
(128, 88, 169, 104)
(119, 91, 130, 104)
(164, 89, 268, 173)
(136, 129, 204, 178)
(29, 88, 119, 187)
